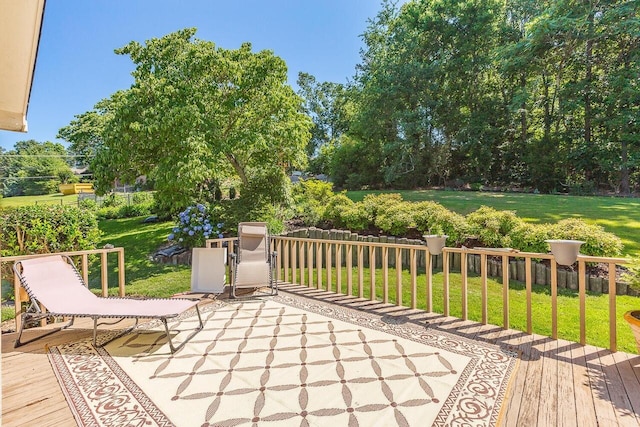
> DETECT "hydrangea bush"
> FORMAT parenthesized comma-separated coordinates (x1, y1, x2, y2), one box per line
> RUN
(168, 204, 224, 248)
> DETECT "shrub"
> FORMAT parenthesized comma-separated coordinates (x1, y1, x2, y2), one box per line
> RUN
(0, 205, 101, 256)
(340, 203, 370, 231)
(96, 206, 121, 219)
(374, 201, 417, 236)
(322, 193, 355, 228)
(361, 193, 404, 220)
(118, 203, 152, 218)
(78, 198, 98, 210)
(547, 218, 623, 257)
(131, 192, 154, 205)
(291, 179, 336, 226)
(510, 222, 552, 253)
(466, 206, 524, 248)
(168, 204, 224, 249)
(101, 192, 125, 207)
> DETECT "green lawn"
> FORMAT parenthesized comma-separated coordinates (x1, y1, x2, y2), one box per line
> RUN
(348, 189, 640, 258)
(91, 217, 191, 297)
(0, 193, 79, 208)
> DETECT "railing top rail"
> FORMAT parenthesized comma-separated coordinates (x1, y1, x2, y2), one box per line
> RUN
(270, 235, 628, 265)
(0, 247, 124, 263)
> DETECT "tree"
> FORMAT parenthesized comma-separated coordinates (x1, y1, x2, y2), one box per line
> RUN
(296, 72, 353, 174)
(0, 140, 76, 197)
(87, 28, 311, 214)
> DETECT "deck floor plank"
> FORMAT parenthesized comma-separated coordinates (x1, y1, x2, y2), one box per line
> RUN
(3, 286, 640, 427)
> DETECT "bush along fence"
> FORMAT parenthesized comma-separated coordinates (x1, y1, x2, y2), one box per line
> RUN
(279, 227, 636, 297)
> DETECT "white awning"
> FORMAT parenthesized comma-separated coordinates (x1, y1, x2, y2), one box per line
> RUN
(0, 0, 45, 132)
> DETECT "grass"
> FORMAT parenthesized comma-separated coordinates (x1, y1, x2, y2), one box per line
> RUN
(90, 217, 191, 297)
(348, 189, 640, 258)
(0, 193, 79, 208)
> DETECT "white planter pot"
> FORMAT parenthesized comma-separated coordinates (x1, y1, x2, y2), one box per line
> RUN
(545, 239, 585, 266)
(424, 235, 448, 256)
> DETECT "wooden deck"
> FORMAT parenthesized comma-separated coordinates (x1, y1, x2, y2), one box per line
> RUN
(3, 285, 640, 426)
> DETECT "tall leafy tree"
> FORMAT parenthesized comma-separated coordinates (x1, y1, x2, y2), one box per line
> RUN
(86, 28, 311, 214)
(297, 72, 353, 174)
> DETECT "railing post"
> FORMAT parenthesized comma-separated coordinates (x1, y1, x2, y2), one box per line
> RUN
(325, 242, 332, 292)
(100, 251, 109, 297)
(346, 244, 353, 296)
(551, 259, 558, 339)
(481, 253, 488, 324)
(357, 245, 364, 298)
(426, 249, 432, 312)
(369, 244, 376, 301)
(283, 240, 289, 283)
(461, 250, 468, 320)
(118, 248, 125, 297)
(336, 244, 342, 294)
(395, 247, 402, 306)
(609, 262, 617, 352)
(579, 260, 587, 345)
(316, 241, 322, 290)
(502, 254, 509, 329)
(410, 248, 417, 310)
(382, 246, 389, 304)
(299, 240, 305, 286)
(525, 257, 532, 334)
(307, 240, 313, 287)
(443, 250, 450, 317)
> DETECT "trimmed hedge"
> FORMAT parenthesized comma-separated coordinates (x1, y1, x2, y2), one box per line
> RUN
(0, 204, 101, 256)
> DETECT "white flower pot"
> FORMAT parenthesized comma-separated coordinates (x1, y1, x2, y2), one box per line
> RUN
(545, 239, 585, 266)
(424, 235, 448, 256)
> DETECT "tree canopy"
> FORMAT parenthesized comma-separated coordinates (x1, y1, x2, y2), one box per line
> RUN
(61, 28, 311, 214)
(323, 0, 640, 193)
(0, 140, 77, 197)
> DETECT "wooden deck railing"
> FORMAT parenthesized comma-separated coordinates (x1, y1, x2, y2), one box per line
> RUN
(223, 235, 626, 352)
(0, 247, 126, 330)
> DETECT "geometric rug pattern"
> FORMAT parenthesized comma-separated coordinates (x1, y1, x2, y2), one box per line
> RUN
(48, 290, 518, 426)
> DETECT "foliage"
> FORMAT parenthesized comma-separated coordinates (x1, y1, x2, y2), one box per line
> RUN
(547, 218, 623, 257)
(296, 73, 353, 173)
(466, 206, 524, 248)
(509, 223, 552, 254)
(67, 28, 312, 216)
(168, 204, 224, 249)
(374, 202, 417, 236)
(296, 0, 640, 194)
(291, 179, 336, 226)
(1, 140, 78, 197)
(413, 201, 468, 245)
(322, 193, 355, 228)
(0, 205, 101, 256)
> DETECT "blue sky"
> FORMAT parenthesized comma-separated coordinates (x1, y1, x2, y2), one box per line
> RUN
(0, 0, 389, 151)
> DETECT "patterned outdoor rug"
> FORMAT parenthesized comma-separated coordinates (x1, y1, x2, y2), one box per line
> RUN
(48, 290, 518, 427)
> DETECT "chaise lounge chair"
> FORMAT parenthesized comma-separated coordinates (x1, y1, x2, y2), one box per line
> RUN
(229, 222, 277, 298)
(13, 255, 203, 353)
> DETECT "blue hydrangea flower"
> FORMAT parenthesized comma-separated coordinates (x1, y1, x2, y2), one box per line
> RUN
(168, 233, 174, 240)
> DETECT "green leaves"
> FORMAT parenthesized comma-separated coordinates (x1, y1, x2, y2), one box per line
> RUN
(72, 28, 311, 216)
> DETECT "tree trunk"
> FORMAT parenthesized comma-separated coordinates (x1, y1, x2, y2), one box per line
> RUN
(225, 153, 249, 187)
(620, 140, 630, 195)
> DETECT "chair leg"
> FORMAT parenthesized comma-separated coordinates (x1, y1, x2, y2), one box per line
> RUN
(14, 314, 75, 348)
(92, 317, 140, 348)
(163, 305, 204, 353)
